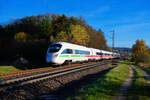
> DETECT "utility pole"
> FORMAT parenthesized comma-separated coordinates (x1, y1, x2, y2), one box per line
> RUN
(110, 30, 115, 64)
(112, 30, 115, 52)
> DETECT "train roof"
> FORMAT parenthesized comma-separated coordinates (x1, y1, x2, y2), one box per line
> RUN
(51, 42, 90, 50)
(50, 42, 120, 55)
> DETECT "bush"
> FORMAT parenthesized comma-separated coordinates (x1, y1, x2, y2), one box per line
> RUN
(135, 53, 150, 66)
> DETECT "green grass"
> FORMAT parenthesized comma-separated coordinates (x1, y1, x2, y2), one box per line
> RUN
(64, 61, 130, 100)
(128, 66, 150, 100)
(0, 66, 20, 74)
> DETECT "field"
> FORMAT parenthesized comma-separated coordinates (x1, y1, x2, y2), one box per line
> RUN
(0, 66, 20, 74)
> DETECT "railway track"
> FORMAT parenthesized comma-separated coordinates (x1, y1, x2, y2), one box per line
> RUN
(0, 60, 118, 100)
(0, 61, 112, 88)
(0, 63, 83, 79)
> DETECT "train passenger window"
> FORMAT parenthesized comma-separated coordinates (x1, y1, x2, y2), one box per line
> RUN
(67, 49, 73, 54)
(96, 52, 99, 55)
(49, 44, 62, 53)
(86, 51, 89, 54)
(100, 53, 103, 55)
(75, 50, 90, 55)
(75, 50, 80, 54)
(62, 49, 73, 54)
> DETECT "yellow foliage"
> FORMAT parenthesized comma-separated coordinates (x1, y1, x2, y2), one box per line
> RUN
(50, 35, 55, 43)
(132, 39, 148, 61)
(56, 31, 68, 42)
(70, 24, 89, 46)
(14, 32, 28, 42)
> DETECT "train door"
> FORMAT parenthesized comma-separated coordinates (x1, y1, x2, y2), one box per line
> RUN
(90, 49, 94, 61)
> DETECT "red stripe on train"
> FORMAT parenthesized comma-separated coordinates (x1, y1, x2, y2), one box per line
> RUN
(85, 55, 113, 57)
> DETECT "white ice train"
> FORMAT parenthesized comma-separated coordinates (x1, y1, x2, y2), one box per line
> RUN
(46, 42, 120, 65)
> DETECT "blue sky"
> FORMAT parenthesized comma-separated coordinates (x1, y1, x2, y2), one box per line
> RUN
(0, 0, 150, 48)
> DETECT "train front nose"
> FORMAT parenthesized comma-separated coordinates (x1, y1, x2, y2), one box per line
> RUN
(46, 53, 58, 63)
(46, 43, 62, 64)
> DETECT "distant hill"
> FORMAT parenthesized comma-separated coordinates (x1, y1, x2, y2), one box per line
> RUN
(114, 47, 132, 54)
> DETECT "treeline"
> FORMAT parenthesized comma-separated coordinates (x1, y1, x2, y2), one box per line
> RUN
(0, 13, 108, 63)
(132, 40, 150, 66)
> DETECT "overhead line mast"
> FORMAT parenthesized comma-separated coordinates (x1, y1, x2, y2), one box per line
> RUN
(110, 30, 115, 64)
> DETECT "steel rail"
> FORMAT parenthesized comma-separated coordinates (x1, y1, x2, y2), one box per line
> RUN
(0, 62, 108, 86)
(20, 62, 109, 85)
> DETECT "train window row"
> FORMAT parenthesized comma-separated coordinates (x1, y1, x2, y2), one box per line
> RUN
(61, 49, 90, 55)
(60, 48, 119, 56)
(96, 52, 115, 56)
(105, 54, 112, 56)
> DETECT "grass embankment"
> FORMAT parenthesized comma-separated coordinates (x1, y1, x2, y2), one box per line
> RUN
(65, 61, 129, 100)
(0, 66, 20, 74)
(128, 66, 150, 100)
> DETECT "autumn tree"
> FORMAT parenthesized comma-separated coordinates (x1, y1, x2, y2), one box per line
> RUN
(41, 13, 53, 39)
(70, 24, 89, 46)
(140, 40, 148, 52)
(2, 13, 108, 49)
(1, 13, 109, 62)
(132, 39, 150, 65)
(132, 40, 140, 58)
(14, 32, 28, 42)
(52, 14, 71, 36)
(132, 40, 147, 57)
(55, 31, 69, 42)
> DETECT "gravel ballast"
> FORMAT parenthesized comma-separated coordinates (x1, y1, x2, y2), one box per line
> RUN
(0, 63, 113, 100)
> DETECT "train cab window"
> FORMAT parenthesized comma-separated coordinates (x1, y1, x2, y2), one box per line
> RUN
(49, 44, 62, 53)
(62, 49, 73, 54)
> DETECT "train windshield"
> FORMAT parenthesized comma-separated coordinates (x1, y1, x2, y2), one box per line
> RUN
(49, 44, 62, 53)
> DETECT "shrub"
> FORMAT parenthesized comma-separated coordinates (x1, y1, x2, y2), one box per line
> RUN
(135, 53, 150, 66)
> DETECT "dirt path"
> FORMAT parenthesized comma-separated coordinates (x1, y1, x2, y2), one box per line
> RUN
(137, 68, 150, 86)
(113, 67, 134, 100)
